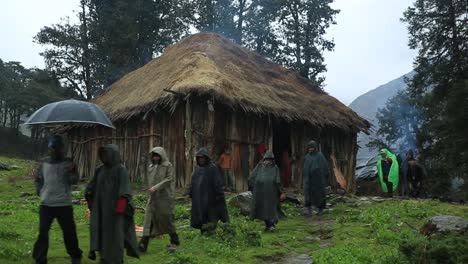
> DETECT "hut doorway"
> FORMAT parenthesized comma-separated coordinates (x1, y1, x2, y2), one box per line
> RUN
(272, 121, 292, 188)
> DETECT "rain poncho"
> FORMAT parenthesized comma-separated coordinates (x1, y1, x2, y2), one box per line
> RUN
(248, 151, 282, 222)
(303, 141, 329, 208)
(86, 144, 139, 263)
(377, 148, 399, 192)
(189, 148, 229, 229)
(142, 147, 176, 237)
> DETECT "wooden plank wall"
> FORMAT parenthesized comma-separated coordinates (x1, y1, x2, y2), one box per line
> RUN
(67, 99, 358, 192)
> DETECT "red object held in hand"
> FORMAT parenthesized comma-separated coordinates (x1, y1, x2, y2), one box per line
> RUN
(115, 197, 127, 215)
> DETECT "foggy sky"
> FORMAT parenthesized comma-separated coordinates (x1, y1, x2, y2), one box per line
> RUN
(0, 0, 416, 105)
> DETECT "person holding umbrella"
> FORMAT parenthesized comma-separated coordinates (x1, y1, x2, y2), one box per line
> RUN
(33, 135, 83, 264)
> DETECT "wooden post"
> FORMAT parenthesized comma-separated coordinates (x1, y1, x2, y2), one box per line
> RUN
(184, 99, 193, 186)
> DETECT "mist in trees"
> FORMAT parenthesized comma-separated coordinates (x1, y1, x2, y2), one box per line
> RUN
(372, 0, 467, 197)
(35, 0, 339, 98)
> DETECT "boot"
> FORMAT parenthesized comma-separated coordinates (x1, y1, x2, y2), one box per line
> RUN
(170, 233, 180, 246)
(138, 236, 150, 253)
(302, 206, 312, 216)
(71, 258, 81, 264)
(87, 251, 96, 261)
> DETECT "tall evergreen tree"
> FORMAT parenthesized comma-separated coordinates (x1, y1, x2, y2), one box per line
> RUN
(35, 0, 99, 99)
(402, 0, 468, 181)
(367, 90, 422, 154)
(36, 0, 191, 98)
(243, 0, 282, 59)
(278, 0, 339, 86)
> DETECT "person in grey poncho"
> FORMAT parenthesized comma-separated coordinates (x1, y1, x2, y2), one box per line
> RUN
(248, 150, 283, 232)
(303, 140, 329, 216)
(139, 147, 179, 253)
(85, 144, 139, 263)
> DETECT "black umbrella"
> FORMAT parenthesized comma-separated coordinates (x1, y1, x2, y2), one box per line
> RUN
(24, 99, 115, 129)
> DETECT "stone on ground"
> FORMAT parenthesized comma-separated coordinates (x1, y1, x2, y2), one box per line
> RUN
(421, 215, 468, 235)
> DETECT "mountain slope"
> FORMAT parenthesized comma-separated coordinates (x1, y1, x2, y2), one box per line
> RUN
(349, 71, 414, 160)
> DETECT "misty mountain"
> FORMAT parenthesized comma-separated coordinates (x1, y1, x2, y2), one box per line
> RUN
(349, 71, 414, 161)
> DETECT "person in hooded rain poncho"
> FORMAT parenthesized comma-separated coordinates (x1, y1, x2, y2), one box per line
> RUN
(189, 147, 229, 233)
(85, 144, 139, 263)
(139, 147, 179, 253)
(248, 151, 283, 232)
(303, 140, 329, 216)
(377, 148, 399, 197)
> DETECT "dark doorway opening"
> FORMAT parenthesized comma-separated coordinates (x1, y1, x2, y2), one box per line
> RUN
(272, 121, 292, 187)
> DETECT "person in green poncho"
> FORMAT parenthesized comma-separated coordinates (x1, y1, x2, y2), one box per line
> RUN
(248, 151, 283, 232)
(85, 144, 139, 263)
(377, 148, 399, 197)
(303, 140, 329, 216)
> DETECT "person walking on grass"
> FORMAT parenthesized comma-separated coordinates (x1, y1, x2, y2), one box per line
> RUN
(377, 148, 399, 197)
(218, 147, 235, 192)
(139, 147, 179, 253)
(85, 144, 139, 263)
(249, 151, 283, 232)
(303, 140, 329, 216)
(189, 147, 229, 233)
(33, 135, 82, 264)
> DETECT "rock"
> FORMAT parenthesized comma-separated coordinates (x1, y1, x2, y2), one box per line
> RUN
(354, 201, 373, 207)
(421, 215, 468, 235)
(0, 162, 12, 170)
(20, 192, 32, 197)
(371, 197, 386, 202)
(326, 186, 332, 195)
(336, 189, 346, 195)
(359, 197, 370, 201)
(177, 225, 191, 230)
(71, 191, 81, 197)
(320, 242, 332, 249)
(228, 192, 253, 216)
(273, 253, 313, 264)
(304, 236, 320, 242)
(282, 192, 302, 205)
(10, 165, 21, 170)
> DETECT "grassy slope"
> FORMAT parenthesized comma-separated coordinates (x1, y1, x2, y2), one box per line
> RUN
(0, 156, 466, 264)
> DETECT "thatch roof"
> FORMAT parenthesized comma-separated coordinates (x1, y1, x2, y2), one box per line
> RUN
(93, 33, 369, 132)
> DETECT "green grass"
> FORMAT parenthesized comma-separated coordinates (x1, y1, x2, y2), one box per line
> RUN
(0, 156, 467, 264)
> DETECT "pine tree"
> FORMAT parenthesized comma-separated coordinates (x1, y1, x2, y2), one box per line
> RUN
(402, 0, 468, 182)
(278, 0, 339, 86)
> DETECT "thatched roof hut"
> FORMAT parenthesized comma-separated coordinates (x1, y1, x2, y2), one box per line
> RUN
(68, 32, 369, 192)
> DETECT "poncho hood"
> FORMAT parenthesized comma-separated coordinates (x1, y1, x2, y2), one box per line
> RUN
(263, 150, 275, 160)
(150, 146, 170, 166)
(377, 148, 399, 192)
(100, 144, 121, 166)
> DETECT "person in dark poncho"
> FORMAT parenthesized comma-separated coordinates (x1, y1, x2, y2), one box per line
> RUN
(189, 147, 229, 233)
(303, 140, 329, 216)
(407, 151, 426, 198)
(85, 144, 139, 263)
(249, 151, 283, 232)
